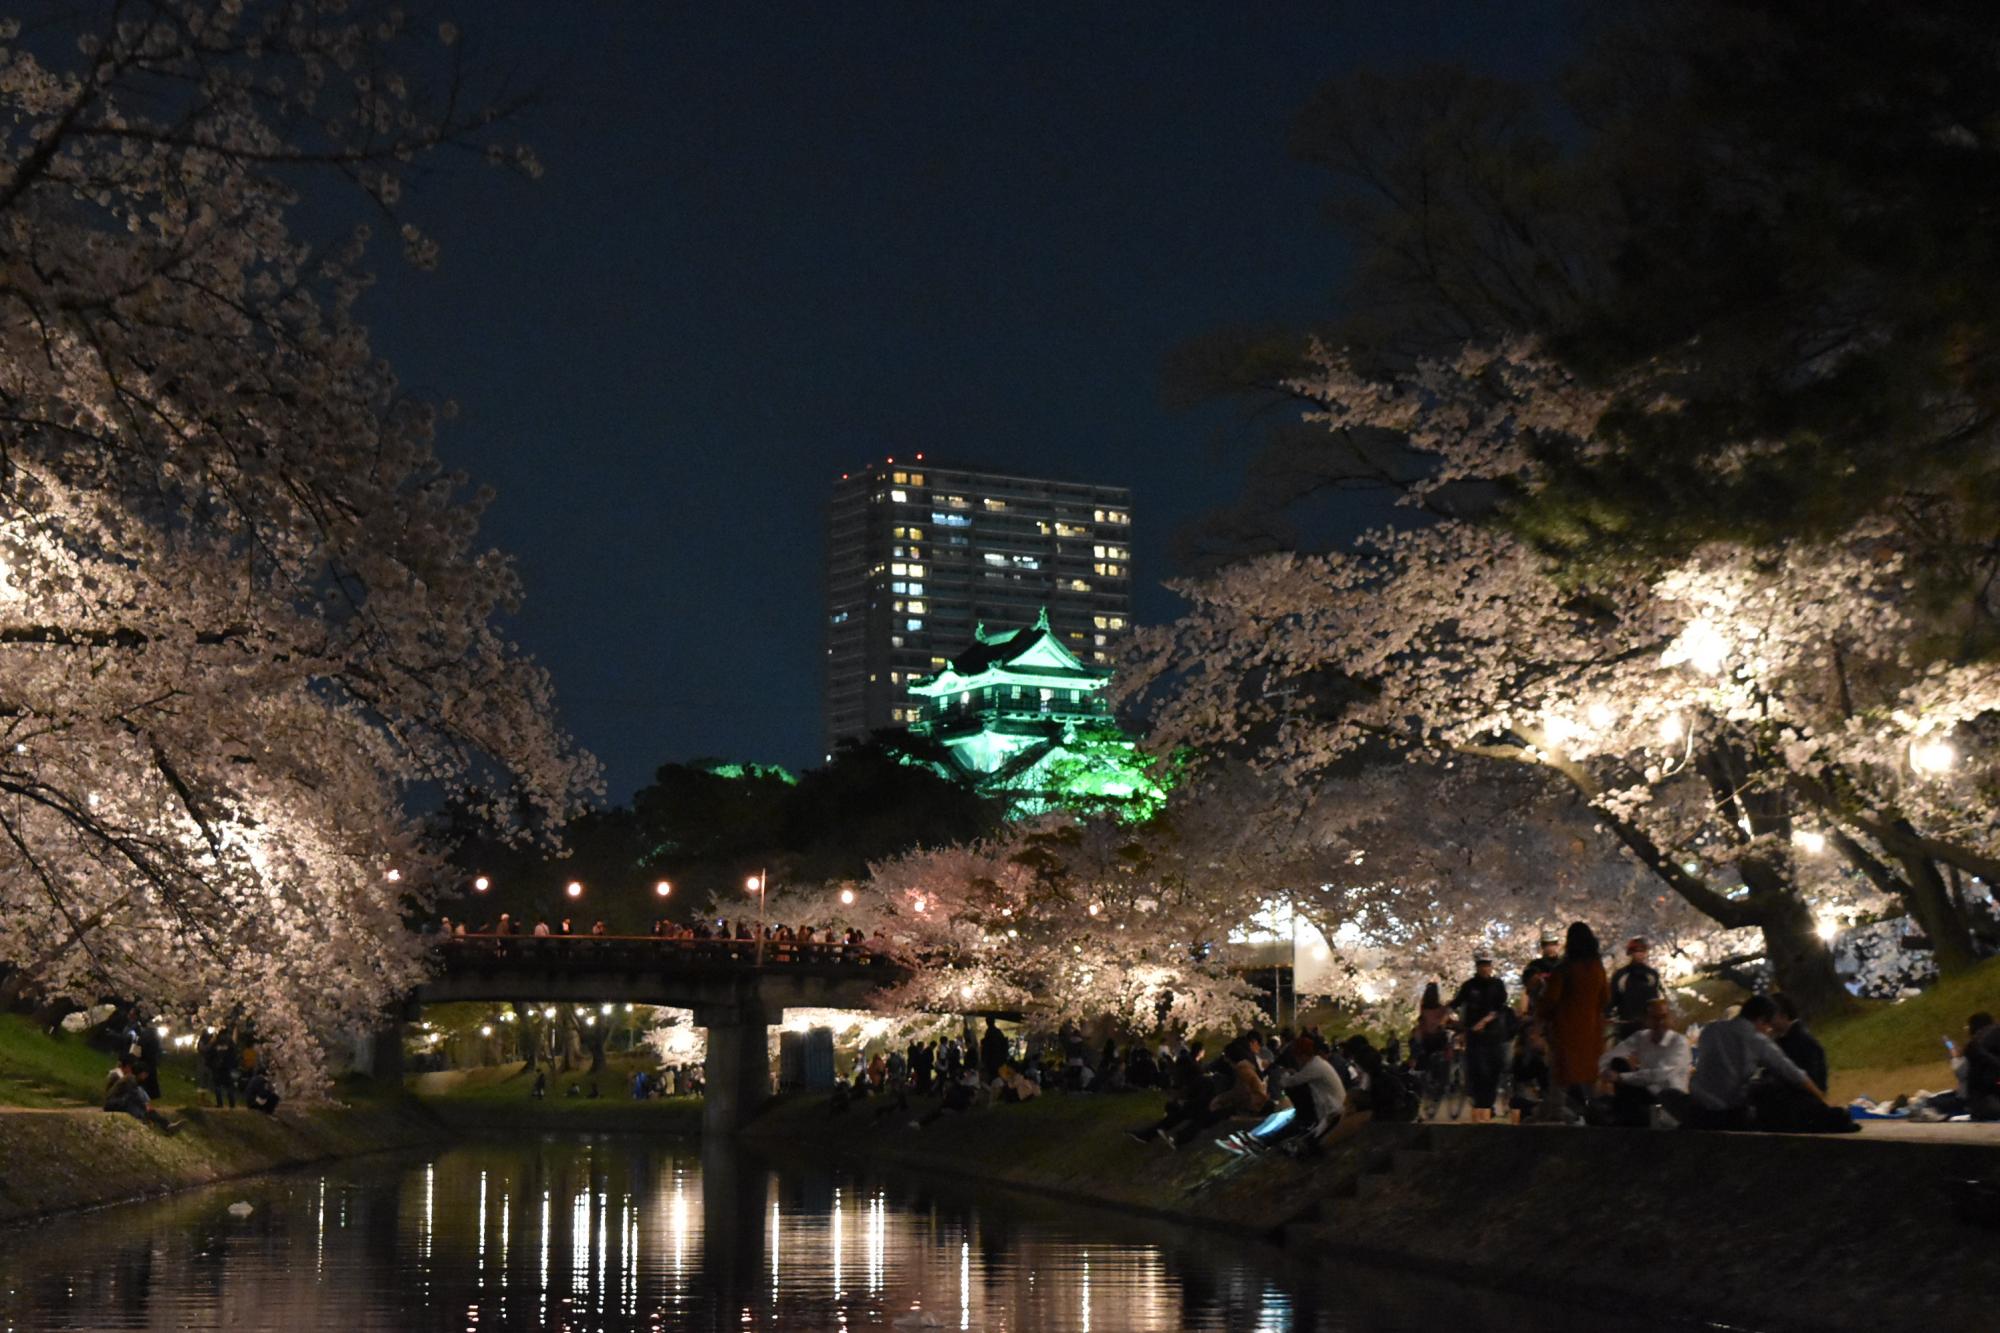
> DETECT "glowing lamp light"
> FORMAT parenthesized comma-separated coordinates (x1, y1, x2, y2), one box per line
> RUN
(839, 888, 855, 906)
(565, 880, 583, 898)
(600, 1003, 613, 1015)
(154, 1024, 169, 1039)
(1585, 702, 1616, 731)
(745, 875, 763, 893)
(1792, 829, 1827, 855)
(1087, 903, 1100, 917)
(912, 896, 927, 914)
(473, 875, 490, 892)
(1658, 714, 1685, 745)
(959, 983, 975, 1000)
(384, 868, 401, 883)
(479, 1025, 493, 1037)
(542, 1007, 557, 1019)
(1816, 918, 1840, 943)
(1910, 736, 1957, 776)
(655, 880, 673, 898)
(1663, 618, 1729, 676)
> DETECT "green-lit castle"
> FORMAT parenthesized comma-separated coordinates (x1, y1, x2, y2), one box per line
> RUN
(907, 608, 1168, 819)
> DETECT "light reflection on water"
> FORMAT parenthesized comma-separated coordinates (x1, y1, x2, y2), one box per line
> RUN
(0, 1135, 1688, 1332)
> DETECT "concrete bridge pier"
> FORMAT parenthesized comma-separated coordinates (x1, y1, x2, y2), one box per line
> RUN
(697, 1000, 774, 1137)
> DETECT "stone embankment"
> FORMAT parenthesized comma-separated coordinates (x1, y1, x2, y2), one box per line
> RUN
(742, 1091, 1999, 1332)
(0, 1099, 444, 1227)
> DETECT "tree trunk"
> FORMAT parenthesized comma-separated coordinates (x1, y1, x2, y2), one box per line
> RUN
(1894, 850, 1978, 975)
(512, 1002, 537, 1070)
(587, 1022, 607, 1074)
(1756, 893, 1849, 1016)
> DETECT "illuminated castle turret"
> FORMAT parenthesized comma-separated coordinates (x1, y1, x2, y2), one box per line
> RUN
(908, 608, 1167, 819)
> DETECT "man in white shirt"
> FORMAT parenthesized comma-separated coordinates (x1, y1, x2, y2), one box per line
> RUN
(1222, 1037, 1346, 1155)
(1599, 998, 1692, 1125)
(1687, 994, 1847, 1132)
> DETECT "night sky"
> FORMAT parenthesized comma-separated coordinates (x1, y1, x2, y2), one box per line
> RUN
(362, 2, 1570, 799)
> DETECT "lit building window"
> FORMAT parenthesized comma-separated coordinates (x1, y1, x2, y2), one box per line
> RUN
(892, 562, 908, 575)
(984, 497, 1008, 511)
(1067, 578, 1090, 592)
(933, 511, 971, 527)
(908, 564, 925, 577)
(984, 553, 1006, 566)
(909, 473, 924, 486)
(890, 489, 908, 502)
(1094, 562, 1123, 577)
(907, 618, 923, 631)
(908, 600, 926, 613)
(1056, 522, 1088, 537)
(944, 495, 970, 509)
(907, 582, 923, 595)
(892, 471, 908, 484)
(931, 656, 948, 667)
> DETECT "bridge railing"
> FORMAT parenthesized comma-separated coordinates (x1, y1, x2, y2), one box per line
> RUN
(431, 933, 898, 976)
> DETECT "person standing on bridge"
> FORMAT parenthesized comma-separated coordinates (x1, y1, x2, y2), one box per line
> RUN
(533, 919, 551, 937)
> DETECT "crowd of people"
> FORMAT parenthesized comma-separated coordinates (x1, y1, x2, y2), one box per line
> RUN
(432, 913, 878, 952)
(95, 1009, 280, 1134)
(819, 919, 2000, 1156)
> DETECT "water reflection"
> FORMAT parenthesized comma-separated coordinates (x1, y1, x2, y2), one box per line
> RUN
(0, 1136, 1703, 1332)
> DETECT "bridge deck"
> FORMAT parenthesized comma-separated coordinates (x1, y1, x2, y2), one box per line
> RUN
(430, 933, 896, 978)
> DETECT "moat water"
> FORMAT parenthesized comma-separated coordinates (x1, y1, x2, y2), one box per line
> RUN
(0, 1134, 1727, 1331)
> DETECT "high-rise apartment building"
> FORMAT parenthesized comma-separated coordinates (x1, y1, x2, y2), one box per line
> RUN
(822, 458, 1134, 754)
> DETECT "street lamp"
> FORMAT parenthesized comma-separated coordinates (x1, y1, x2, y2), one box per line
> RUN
(565, 880, 583, 899)
(1910, 736, 1956, 776)
(839, 888, 855, 906)
(473, 875, 490, 893)
(747, 871, 768, 964)
(655, 879, 673, 898)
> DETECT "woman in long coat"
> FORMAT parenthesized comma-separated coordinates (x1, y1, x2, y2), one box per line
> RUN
(1537, 921, 1609, 1118)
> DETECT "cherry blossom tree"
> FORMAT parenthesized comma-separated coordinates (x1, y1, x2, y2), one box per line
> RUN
(1129, 342, 1997, 1012)
(784, 816, 1265, 1037)
(0, 4, 595, 1090)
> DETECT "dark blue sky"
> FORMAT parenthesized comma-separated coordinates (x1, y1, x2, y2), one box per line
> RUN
(364, 2, 1569, 799)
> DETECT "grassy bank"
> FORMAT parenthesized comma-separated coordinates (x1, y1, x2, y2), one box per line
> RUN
(410, 1058, 703, 1135)
(0, 1097, 444, 1226)
(743, 1087, 1998, 1333)
(0, 1013, 200, 1108)
(1821, 954, 2000, 1101)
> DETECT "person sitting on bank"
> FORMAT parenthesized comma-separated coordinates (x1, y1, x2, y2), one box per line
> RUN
(1768, 993, 1829, 1091)
(996, 1064, 1041, 1103)
(103, 1055, 180, 1133)
(1963, 1011, 2000, 1121)
(1687, 994, 1851, 1132)
(1598, 998, 1692, 1127)
(915, 1066, 983, 1127)
(244, 1069, 281, 1115)
(1608, 937, 1664, 1040)
(1148, 1035, 1267, 1149)
(1224, 1036, 1347, 1156)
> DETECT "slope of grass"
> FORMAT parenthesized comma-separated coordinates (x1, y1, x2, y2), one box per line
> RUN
(0, 1013, 201, 1108)
(1820, 954, 2000, 1072)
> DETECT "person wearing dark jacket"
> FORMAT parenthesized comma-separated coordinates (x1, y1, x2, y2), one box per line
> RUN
(1608, 937, 1664, 1040)
(1963, 1012, 2000, 1121)
(1450, 954, 1510, 1122)
(979, 1018, 1010, 1083)
(1770, 993, 1829, 1090)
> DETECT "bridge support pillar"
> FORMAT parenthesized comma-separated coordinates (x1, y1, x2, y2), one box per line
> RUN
(366, 1018, 405, 1082)
(697, 1003, 772, 1136)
